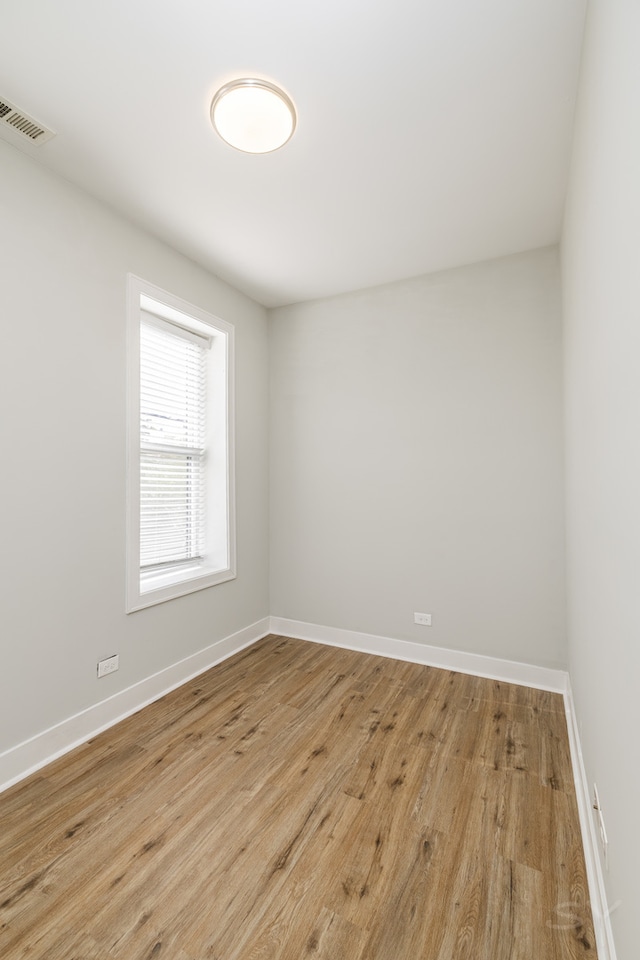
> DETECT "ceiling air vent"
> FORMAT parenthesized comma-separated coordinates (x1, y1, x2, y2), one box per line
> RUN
(0, 96, 55, 145)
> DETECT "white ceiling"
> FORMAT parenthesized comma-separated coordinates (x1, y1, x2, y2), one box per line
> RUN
(0, 0, 586, 307)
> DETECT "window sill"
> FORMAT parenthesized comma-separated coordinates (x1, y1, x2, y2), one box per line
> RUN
(127, 563, 236, 613)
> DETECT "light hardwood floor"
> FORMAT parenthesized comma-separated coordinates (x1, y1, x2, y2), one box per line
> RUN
(0, 635, 596, 959)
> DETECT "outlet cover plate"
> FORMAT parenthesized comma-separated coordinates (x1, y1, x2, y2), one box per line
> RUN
(97, 654, 119, 678)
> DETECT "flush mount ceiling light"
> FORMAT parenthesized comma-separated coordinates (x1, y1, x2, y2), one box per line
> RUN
(210, 78, 296, 154)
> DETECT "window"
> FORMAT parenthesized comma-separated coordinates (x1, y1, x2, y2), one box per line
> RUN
(127, 275, 235, 612)
(139, 315, 208, 572)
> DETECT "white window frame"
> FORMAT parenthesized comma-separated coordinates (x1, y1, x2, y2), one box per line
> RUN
(126, 275, 236, 612)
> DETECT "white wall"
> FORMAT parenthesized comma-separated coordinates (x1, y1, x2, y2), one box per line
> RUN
(0, 140, 270, 755)
(562, 1, 640, 954)
(270, 248, 566, 668)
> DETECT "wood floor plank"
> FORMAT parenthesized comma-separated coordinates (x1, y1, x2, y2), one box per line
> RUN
(0, 635, 596, 959)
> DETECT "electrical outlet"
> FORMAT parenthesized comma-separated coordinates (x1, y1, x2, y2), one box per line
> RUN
(593, 783, 609, 867)
(97, 654, 119, 678)
(414, 612, 432, 626)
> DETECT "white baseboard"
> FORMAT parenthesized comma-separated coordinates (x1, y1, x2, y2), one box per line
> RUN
(269, 616, 567, 692)
(0, 617, 271, 794)
(564, 683, 618, 960)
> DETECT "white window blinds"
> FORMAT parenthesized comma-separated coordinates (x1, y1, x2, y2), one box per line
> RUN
(139, 313, 210, 571)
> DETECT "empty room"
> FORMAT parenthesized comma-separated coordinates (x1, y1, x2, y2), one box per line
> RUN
(0, 1, 637, 958)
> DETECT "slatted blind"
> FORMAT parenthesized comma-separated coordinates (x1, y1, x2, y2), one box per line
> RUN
(139, 313, 210, 571)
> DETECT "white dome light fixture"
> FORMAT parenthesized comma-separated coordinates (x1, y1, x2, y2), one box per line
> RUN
(211, 78, 296, 154)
